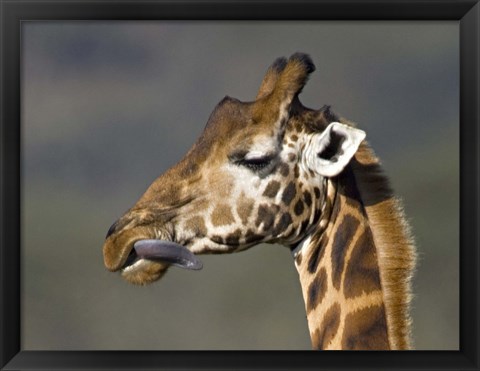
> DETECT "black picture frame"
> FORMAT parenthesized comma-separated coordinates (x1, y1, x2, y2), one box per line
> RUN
(1, 0, 478, 370)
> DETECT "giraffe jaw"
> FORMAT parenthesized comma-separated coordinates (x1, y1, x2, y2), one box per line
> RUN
(120, 257, 169, 285)
(103, 221, 203, 284)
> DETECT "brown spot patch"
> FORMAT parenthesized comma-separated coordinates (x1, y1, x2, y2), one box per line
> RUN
(211, 235, 225, 245)
(288, 153, 297, 161)
(294, 164, 300, 178)
(184, 216, 207, 236)
(245, 229, 264, 244)
(237, 196, 255, 225)
(272, 212, 293, 236)
(303, 191, 312, 207)
(255, 204, 278, 232)
(211, 204, 235, 227)
(294, 199, 304, 216)
(290, 134, 299, 142)
(331, 215, 360, 290)
(307, 233, 327, 274)
(343, 229, 382, 298)
(225, 229, 242, 245)
(311, 303, 341, 350)
(314, 187, 321, 199)
(345, 196, 362, 210)
(307, 268, 327, 312)
(281, 182, 296, 205)
(312, 207, 322, 226)
(278, 162, 290, 177)
(341, 304, 390, 350)
(300, 218, 310, 235)
(262, 180, 281, 198)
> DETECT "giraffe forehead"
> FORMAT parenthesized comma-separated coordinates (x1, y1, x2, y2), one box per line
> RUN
(179, 99, 316, 173)
(243, 135, 279, 157)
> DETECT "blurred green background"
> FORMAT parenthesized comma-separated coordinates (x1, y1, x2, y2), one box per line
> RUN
(21, 21, 459, 350)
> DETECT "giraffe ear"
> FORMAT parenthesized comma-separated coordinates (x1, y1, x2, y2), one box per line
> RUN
(305, 122, 366, 177)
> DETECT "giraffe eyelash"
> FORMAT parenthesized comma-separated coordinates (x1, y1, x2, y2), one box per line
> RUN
(238, 157, 272, 171)
(228, 150, 276, 172)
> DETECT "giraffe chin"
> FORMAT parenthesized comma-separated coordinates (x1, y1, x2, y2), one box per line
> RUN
(121, 258, 169, 285)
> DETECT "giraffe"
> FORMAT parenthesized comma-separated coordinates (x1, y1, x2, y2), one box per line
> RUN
(102, 53, 416, 350)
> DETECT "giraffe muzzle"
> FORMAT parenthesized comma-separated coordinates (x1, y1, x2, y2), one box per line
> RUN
(133, 239, 203, 270)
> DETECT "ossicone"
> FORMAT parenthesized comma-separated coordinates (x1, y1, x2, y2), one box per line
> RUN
(256, 53, 316, 102)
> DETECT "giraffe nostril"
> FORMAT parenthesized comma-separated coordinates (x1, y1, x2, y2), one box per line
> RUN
(106, 219, 120, 239)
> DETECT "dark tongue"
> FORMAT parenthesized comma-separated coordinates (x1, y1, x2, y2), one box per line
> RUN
(133, 240, 203, 270)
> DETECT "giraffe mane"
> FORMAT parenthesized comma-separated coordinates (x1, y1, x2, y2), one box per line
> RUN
(345, 126, 417, 350)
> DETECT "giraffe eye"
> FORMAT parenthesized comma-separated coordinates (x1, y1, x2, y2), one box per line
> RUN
(239, 157, 272, 171)
(229, 150, 276, 172)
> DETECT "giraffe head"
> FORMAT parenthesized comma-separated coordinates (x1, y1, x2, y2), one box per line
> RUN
(103, 53, 365, 285)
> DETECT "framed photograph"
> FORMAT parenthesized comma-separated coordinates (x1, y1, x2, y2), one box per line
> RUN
(1, 1, 478, 370)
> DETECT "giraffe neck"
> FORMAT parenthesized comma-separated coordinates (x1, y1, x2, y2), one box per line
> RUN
(293, 143, 415, 350)
(293, 165, 390, 350)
